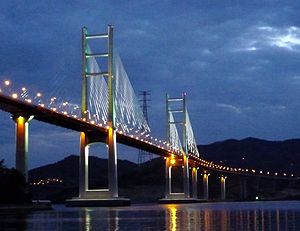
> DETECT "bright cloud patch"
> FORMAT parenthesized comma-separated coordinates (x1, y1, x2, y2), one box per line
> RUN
(216, 103, 243, 114)
(236, 26, 300, 52)
(265, 26, 300, 50)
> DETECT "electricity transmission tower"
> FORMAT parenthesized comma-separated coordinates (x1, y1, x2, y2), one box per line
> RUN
(138, 91, 153, 164)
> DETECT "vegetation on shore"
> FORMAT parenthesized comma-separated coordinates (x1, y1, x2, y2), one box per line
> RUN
(0, 160, 31, 204)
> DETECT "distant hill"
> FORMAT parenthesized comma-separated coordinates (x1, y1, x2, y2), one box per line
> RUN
(30, 155, 138, 187)
(29, 137, 300, 202)
(29, 155, 167, 202)
(198, 137, 300, 174)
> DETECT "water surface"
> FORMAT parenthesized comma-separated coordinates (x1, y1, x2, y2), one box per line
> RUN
(1, 201, 300, 230)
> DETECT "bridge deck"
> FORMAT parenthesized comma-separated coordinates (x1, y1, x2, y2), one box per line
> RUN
(0, 94, 296, 180)
(0, 94, 173, 157)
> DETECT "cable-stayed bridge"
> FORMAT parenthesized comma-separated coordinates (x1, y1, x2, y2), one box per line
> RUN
(0, 26, 297, 206)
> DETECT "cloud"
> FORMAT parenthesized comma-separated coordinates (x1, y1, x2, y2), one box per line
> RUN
(268, 26, 300, 50)
(234, 25, 300, 52)
(216, 103, 245, 114)
(292, 76, 300, 82)
(190, 60, 208, 70)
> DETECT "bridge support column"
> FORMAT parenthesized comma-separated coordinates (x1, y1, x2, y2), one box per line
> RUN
(220, 176, 227, 200)
(183, 154, 190, 198)
(108, 126, 118, 198)
(239, 177, 248, 200)
(203, 173, 209, 200)
(13, 115, 31, 182)
(79, 132, 89, 198)
(159, 156, 197, 203)
(192, 167, 198, 198)
(165, 157, 171, 198)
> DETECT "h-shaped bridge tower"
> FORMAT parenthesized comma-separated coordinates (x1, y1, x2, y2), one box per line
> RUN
(161, 93, 200, 202)
(68, 25, 130, 206)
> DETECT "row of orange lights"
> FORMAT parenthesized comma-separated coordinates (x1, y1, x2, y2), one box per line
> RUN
(1, 80, 182, 154)
(191, 157, 298, 179)
(2, 80, 298, 179)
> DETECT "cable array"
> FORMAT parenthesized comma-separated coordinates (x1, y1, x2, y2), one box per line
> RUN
(114, 52, 150, 137)
(168, 111, 183, 154)
(86, 44, 108, 124)
(186, 110, 200, 157)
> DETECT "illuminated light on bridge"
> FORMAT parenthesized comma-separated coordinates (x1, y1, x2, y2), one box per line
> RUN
(11, 93, 18, 99)
(30, 178, 63, 186)
(4, 80, 10, 86)
(170, 158, 176, 165)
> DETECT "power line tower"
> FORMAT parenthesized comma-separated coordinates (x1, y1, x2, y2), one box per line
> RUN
(138, 91, 153, 164)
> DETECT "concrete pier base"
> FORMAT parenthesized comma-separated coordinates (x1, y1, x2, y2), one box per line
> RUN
(159, 193, 199, 204)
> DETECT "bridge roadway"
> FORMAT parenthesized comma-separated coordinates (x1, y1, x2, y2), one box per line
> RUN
(0, 94, 174, 157)
(0, 94, 296, 180)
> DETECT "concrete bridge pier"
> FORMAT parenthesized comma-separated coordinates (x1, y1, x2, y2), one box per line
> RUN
(191, 167, 198, 198)
(159, 156, 198, 204)
(239, 177, 248, 200)
(66, 130, 130, 206)
(203, 173, 209, 200)
(12, 114, 32, 182)
(78, 132, 89, 198)
(183, 154, 190, 198)
(164, 157, 172, 198)
(107, 125, 118, 198)
(220, 175, 227, 200)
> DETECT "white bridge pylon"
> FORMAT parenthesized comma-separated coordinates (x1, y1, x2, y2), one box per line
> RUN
(77, 25, 160, 202)
(165, 93, 201, 200)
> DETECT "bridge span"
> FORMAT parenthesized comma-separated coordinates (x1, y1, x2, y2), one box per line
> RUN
(1, 93, 292, 180)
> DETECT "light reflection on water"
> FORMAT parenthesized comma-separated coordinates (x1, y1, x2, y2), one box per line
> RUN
(1, 201, 300, 230)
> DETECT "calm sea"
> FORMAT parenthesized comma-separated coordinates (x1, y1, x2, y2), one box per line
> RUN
(1, 201, 300, 230)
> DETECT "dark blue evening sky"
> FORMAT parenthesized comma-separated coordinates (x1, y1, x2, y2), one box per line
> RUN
(0, 1, 299, 168)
